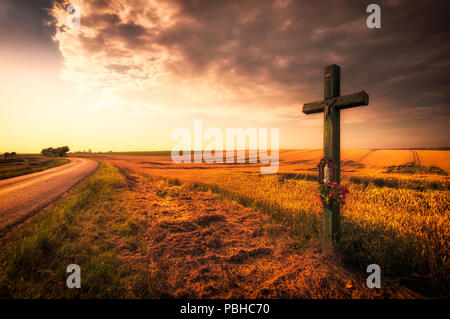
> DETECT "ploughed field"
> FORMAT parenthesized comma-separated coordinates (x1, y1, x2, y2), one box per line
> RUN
(93, 149, 449, 297)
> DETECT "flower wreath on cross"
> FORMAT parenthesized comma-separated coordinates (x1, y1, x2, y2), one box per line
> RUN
(317, 157, 349, 207)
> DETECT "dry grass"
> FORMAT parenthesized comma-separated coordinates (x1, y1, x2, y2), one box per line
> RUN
(95, 149, 449, 297)
(184, 174, 449, 296)
(0, 162, 398, 298)
(2, 148, 447, 298)
(111, 169, 399, 298)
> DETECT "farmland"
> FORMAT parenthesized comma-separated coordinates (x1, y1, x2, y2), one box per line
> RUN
(0, 155, 70, 180)
(91, 149, 449, 180)
(92, 149, 449, 296)
(0, 149, 447, 298)
(0, 162, 390, 298)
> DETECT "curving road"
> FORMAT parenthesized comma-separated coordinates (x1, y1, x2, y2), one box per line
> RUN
(0, 157, 98, 237)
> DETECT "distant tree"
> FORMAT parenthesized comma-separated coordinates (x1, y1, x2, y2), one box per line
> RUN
(41, 146, 70, 157)
(10, 152, 16, 156)
(56, 146, 70, 157)
(3, 152, 9, 160)
(41, 147, 54, 156)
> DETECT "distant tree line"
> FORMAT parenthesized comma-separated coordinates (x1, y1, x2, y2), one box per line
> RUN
(41, 146, 70, 157)
(3, 152, 16, 160)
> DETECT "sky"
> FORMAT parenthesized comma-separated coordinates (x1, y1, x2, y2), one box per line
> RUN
(0, 0, 449, 153)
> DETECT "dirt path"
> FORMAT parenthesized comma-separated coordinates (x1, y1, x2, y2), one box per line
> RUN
(115, 169, 390, 298)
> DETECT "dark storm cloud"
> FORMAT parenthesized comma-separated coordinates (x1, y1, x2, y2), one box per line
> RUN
(0, 0, 57, 47)
(82, 13, 122, 28)
(110, 22, 149, 44)
(151, 0, 450, 121)
(7, 0, 450, 128)
(0, 0, 66, 73)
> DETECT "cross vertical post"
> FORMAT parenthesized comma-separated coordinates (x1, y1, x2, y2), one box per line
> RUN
(302, 64, 369, 252)
(323, 65, 341, 250)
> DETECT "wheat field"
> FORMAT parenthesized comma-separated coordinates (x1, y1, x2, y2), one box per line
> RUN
(94, 149, 449, 296)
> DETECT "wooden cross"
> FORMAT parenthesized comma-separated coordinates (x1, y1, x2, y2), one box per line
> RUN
(302, 64, 369, 250)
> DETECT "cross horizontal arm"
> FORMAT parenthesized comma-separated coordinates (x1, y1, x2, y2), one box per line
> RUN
(302, 91, 369, 114)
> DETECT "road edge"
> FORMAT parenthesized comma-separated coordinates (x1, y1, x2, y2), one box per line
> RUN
(0, 158, 100, 240)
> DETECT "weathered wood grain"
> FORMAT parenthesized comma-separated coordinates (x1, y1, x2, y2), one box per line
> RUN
(302, 91, 369, 114)
(322, 65, 341, 249)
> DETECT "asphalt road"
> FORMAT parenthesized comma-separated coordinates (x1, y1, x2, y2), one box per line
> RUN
(0, 157, 98, 237)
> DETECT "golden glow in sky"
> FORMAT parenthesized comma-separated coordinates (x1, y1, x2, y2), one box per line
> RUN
(0, 0, 448, 153)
